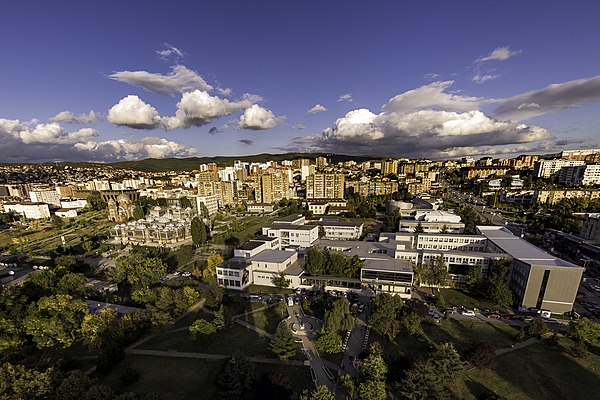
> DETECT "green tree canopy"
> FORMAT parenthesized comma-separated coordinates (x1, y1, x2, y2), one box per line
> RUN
(107, 254, 166, 292)
(269, 324, 298, 360)
(369, 293, 403, 340)
(23, 294, 88, 349)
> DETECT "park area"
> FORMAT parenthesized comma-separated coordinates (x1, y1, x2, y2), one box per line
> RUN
(97, 300, 313, 399)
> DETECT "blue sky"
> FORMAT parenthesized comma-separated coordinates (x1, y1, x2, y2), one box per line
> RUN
(1, 1, 600, 162)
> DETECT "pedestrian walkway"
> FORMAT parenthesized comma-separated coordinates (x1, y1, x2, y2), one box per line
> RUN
(128, 348, 308, 366)
(496, 336, 540, 355)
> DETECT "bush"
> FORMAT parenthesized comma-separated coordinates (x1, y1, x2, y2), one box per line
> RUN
(465, 342, 497, 369)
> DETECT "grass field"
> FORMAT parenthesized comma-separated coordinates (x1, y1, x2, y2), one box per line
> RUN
(98, 354, 313, 400)
(98, 355, 225, 399)
(241, 304, 283, 334)
(139, 322, 272, 357)
(437, 288, 512, 313)
(462, 338, 600, 400)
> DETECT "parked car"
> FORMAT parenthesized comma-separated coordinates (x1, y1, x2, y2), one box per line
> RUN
(486, 313, 502, 319)
(460, 310, 476, 317)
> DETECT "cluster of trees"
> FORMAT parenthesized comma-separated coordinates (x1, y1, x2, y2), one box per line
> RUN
(215, 355, 297, 400)
(340, 343, 389, 400)
(189, 304, 233, 345)
(0, 364, 158, 400)
(304, 247, 363, 278)
(315, 297, 355, 354)
(568, 317, 600, 357)
(369, 293, 422, 341)
(456, 205, 483, 234)
(413, 255, 451, 288)
(269, 324, 299, 360)
(465, 258, 513, 308)
(396, 342, 463, 399)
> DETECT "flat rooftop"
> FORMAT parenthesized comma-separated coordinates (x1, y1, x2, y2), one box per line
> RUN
(363, 258, 413, 273)
(253, 235, 279, 242)
(220, 257, 250, 270)
(249, 250, 296, 264)
(477, 226, 581, 268)
(238, 241, 264, 251)
(319, 220, 363, 227)
(318, 239, 396, 259)
(267, 223, 317, 231)
(273, 214, 304, 224)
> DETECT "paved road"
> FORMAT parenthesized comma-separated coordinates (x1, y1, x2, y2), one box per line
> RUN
(284, 301, 338, 393)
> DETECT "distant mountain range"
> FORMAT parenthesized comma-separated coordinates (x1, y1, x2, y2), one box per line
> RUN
(0, 153, 388, 172)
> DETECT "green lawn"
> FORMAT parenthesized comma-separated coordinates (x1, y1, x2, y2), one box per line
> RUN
(422, 318, 518, 352)
(97, 355, 224, 400)
(241, 305, 284, 334)
(463, 338, 600, 400)
(139, 322, 272, 357)
(437, 288, 511, 313)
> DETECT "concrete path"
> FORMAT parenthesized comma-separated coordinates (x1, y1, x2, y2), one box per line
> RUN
(128, 348, 307, 366)
(496, 336, 540, 355)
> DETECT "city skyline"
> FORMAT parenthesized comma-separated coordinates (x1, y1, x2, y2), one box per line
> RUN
(1, 1, 600, 162)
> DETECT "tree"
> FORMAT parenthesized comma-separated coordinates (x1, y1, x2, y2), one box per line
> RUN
(55, 371, 92, 400)
(339, 374, 356, 399)
(214, 304, 233, 331)
(360, 343, 388, 382)
(255, 372, 292, 399)
(369, 293, 403, 340)
(425, 255, 450, 288)
(569, 317, 600, 344)
(0, 362, 55, 400)
(414, 222, 425, 233)
(86, 195, 107, 211)
(483, 259, 513, 307)
(315, 330, 343, 354)
(203, 253, 224, 281)
(217, 356, 255, 400)
(466, 342, 497, 369)
(358, 380, 387, 400)
(305, 246, 327, 276)
(81, 308, 119, 350)
(23, 294, 88, 349)
(322, 297, 354, 333)
(269, 324, 298, 360)
(133, 204, 145, 220)
(430, 342, 462, 381)
(107, 254, 166, 292)
(401, 311, 422, 336)
(57, 273, 87, 297)
(200, 283, 223, 308)
(189, 319, 217, 345)
(465, 265, 483, 295)
(300, 385, 336, 400)
(271, 272, 290, 289)
(191, 217, 207, 247)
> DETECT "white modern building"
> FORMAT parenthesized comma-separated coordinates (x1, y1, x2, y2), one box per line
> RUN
(195, 195, 219, 216)
(533, 159, 585, 178)
(398, 210, 465, 233)
(262, 215, 319, 248)
(60, 199, 88, 209)
(319, 220, 364, 240)
(557, 164, 600, 186)
(3, 202, 51, 219)
(29, 190, 61, 207)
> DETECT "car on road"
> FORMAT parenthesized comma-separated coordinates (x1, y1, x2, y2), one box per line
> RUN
(460, 310, 476, 317)
(294, 296, 300, 305)
(486, 313, 502, 319)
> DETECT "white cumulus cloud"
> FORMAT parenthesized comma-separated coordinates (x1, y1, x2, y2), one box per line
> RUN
(475, 46, 522, 64)
(156, 43, 184, 61)
(107, 95, 162, 129)
(51, 110, 98, 124)
(163, 90, 253, 130)
(0, 117, 195, 162)
(338, 94, 353, 102)
(289, 81, 552, 158)
(307, 104, 328, 114)
(109, 65, 213, 96)
(238, 104, 284, 130)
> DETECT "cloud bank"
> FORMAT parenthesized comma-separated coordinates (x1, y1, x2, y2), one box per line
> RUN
(109, 65, 213, 96)
(0, 118, 195, 162)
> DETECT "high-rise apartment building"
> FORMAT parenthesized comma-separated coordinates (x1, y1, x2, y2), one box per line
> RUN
(382, 160, 399, 176)
(306, 173, 345, 199)
(253, 171, 292, 204)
